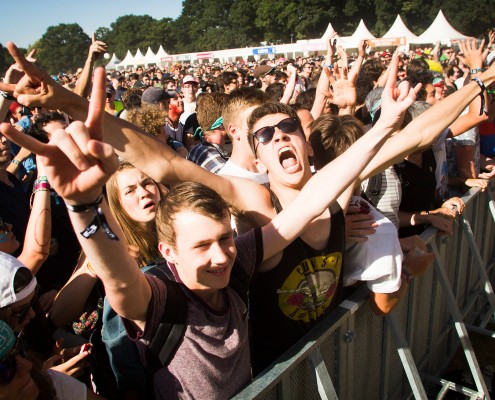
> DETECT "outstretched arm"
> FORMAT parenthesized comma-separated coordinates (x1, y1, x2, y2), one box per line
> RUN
(1, 67, 150, 330)
(74, 34, 107, 99)
(359, 40, 495, 181)
(5, 42, 272, 222)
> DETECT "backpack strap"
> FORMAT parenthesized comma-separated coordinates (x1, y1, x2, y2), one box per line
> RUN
(363, 173, 382, 207)
(143, 261, 188, 373)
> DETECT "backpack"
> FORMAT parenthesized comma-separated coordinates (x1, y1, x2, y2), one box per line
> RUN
(93, 258, 249, 399)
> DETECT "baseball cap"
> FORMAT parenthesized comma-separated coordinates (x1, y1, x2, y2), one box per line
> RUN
(141, 87, 176, 105)
(182, 75, 199, 85)
(0, 252, 37, 309)
(254, 65, 275, 78)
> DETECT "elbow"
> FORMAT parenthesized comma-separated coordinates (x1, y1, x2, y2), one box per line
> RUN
(368, 292, 398, 316)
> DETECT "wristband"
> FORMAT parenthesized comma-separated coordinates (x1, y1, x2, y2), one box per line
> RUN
(35, 176, 48, 182)
(469, 68, 485, 75)
(472, 77, 487, 116)
(30, 188, 50, 208)
(325, 64, 334, 69)
(0, 91, 16, 101)
(66, 193, 119, 241)
(401, 269, 413, 284)
(34, 181, 50, 192)
(11, 159, 20, 165)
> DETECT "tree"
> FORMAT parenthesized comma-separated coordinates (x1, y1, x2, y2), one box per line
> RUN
(36, 24, 91, 74)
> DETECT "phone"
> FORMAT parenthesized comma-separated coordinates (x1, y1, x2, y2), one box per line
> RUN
(79, 343, 92, 354)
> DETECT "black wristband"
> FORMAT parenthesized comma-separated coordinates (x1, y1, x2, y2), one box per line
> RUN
(66, 193, 119, 241)
(0, 91, 16, 101)
(65, 192, 104, 213)
(473, 77, 487, 116)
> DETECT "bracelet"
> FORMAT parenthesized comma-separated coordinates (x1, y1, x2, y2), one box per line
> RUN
(11, 159, 20, 165)
(469, 68, 485, 75)
(325, 64, 334, 69)
(0, 90, 16, 101)
(30, 188, 50, 208)
(66, 193, 118, 241)
(34, 181, 50, 192)
(401, 269, 414, 284)
(472, 77, 488, 116)
(35, 176, 48, 183)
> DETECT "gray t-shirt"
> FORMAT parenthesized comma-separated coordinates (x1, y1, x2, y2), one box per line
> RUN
(125, 228, 262, 400)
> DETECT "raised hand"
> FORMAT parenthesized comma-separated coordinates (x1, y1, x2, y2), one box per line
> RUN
(459, 38, 486, 70)
(0, 67, 118, 205)
(88, 33, 108, 61)
(374, 50, 421, 132)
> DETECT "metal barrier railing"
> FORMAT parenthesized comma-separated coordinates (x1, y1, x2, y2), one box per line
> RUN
(233, 185, 495, 400)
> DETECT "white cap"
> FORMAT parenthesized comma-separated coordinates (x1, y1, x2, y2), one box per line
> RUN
(0, 252, 36, 308)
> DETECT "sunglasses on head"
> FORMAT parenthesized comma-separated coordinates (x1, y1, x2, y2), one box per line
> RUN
(0, 334, 27, 385)
(253, 117, 299, 154)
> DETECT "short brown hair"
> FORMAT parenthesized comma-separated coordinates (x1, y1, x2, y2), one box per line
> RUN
(309, 114, 365, 171)
(222, 87, 265, 139)
(196, 92, 227, 134)
(156, 182, 230, 249)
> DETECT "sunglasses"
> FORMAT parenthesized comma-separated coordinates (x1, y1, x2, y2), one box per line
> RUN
(253, 117, 300, 155)
(0, 334, 27, 385)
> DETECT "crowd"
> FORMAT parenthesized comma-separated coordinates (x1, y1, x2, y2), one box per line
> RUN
(0, 29, 494, 399)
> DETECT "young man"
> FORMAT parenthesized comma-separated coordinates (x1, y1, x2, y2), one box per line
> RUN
(6, 42, 495, 373)
(2, 65, 413, 399)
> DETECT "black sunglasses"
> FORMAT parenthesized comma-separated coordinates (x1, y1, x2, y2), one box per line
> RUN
(0, 334, 27, 385)
(253, 117, 300, 155)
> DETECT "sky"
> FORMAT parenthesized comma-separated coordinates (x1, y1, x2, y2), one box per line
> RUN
(0, 0, 183, 49)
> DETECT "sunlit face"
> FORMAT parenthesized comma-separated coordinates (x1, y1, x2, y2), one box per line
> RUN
(169, 97, 184, 115)
(425, 84, 438, 106)
(161, 211, 236, 292)
(116, 168, 161, 226)
(253, 113, 311, 189)
(0, 356, 38, 400)
(181, 83, 198, 101)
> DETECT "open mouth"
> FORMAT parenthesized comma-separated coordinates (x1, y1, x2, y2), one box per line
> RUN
(279, 147, 298, 170)
(142, 201, 155, 210)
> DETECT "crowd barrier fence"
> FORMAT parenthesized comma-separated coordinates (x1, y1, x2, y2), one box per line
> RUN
(233, 184, 495, 400)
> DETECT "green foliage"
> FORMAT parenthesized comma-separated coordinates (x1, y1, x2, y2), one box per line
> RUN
(36, 24, 91, 74)
(18, 1, 495, 70)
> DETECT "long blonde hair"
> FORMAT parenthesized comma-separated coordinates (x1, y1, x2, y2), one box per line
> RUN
(106, 162, 161, 266)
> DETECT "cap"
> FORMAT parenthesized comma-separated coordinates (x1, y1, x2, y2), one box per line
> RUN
(254, 65, 275, 78)
(0, 252, 37, 309)
(182, 75, 199, 85)
(487, 51, 495, 67)
(0, 320, 15, 360)
(141, 87, 176, 105)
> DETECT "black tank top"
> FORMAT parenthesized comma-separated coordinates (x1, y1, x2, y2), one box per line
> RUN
(250, 190, 345, 374)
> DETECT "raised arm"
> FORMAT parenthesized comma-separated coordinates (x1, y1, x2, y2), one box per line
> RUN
(359, 41, 495, 181)
(17, 162, 51, 274)
(1, 67, 150, 330)
(74, 33, 108, 99)
(280, 64, 297, 104)
(261, 52, 418, 261)
(5, 42, 271, 220)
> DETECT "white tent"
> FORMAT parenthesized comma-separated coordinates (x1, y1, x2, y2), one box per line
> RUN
(321, 23, 336, 40)
(116, 50, 135, 70)
(104, 53, 121, 70)
(153, 45, 170, 65)
(382, 15, 417, 40)
(143, 47, 156, 66)
(343, 19, 376, 48)
(133, 48, 146, 66)
(410, 10, 467, 44)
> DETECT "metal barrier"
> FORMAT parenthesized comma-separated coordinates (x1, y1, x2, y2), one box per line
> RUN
(233, 185, 495, 400)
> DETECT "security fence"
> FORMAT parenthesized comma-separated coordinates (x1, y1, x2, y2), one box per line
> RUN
(234, 185, 495, 400)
